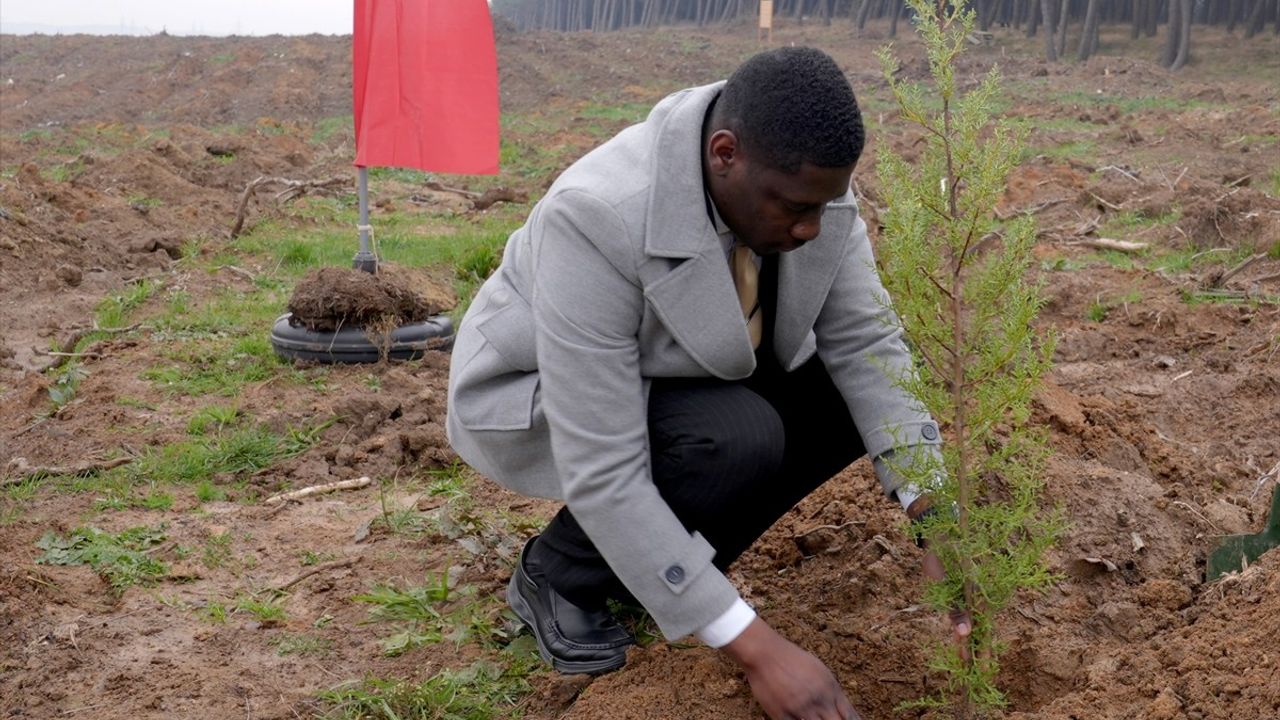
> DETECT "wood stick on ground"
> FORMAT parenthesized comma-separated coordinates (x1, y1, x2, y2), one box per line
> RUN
(37, 349, 103, 360)
(42, 323, 141, 372)
(3, 456, 132, 485)
(424, 180, 481, 199)
(263, 476, 371, 504)
(218, 265, 257, 282)
(1098, 165, 1141, 182)
(1086, 190, 1125, 212)
(1209, 252, 1267, 289)
(272, 557, 359, 593)
(1074, 238, 1149, 253)
(230, 175, 347, 239)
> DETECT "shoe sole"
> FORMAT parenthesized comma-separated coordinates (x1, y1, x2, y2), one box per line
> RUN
(507, 572, 627, 676)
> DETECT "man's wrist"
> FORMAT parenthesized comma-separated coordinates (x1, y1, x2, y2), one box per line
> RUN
(695, 597, 756, 648)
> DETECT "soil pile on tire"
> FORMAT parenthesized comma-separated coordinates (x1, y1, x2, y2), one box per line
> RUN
(286, 264, 453, 331)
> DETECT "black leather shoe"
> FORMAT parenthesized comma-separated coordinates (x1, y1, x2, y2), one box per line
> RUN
(507, 537, 634, 675)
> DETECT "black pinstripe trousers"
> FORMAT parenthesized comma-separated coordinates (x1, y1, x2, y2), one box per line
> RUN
(530, 352, 867, 609)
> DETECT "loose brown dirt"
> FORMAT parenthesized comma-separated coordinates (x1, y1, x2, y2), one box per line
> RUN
(287, 264, 452, 332)
(2, 20, 1279, 720)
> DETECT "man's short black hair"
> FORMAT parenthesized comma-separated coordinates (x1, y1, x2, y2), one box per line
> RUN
(715, 46, 864, 174)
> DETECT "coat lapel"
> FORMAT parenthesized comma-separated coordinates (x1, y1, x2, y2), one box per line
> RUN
(640, 82, 757, 380)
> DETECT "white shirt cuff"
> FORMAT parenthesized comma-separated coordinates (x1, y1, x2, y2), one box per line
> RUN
(895, 483, 923, 512)
(694, 598, 756, 648)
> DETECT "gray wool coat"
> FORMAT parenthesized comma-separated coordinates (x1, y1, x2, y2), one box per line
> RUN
(446, 81, 941, 641)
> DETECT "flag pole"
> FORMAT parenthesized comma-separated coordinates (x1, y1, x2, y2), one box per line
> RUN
(353, 165, 378, 273)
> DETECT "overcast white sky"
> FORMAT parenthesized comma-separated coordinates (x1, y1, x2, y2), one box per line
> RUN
(0, 0, 353, 36)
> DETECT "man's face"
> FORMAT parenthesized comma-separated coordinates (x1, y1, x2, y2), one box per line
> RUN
(706, 130, 855, 255)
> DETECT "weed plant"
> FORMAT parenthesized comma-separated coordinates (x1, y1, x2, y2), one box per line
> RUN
(355, 573, 506, 656)
(36, 525, 168, 591)
(875, 0, 1063, 715)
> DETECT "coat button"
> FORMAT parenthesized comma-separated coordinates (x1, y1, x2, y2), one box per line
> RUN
(665, 565, 685, 584)
(921, 424, 938, 441)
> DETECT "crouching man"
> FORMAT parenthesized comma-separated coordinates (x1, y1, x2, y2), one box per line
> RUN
(447, 46, 966, 720)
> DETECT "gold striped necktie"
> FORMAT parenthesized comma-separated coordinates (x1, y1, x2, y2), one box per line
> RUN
(731, 245, 763, 350)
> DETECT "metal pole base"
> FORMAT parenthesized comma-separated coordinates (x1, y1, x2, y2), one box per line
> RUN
(352, 251, 379, 274)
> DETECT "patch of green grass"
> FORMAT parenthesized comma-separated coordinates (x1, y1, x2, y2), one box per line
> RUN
(126, 193, 163, 208)
(210, 52, 235, 64)
(301, 550, 337, 566)
(312, 116, 353, 144)
(1086, 290, 1144, 322)
(95, 279, 159, 330)
(1267, 168, 1280, 199)
(1039, 256, 1085, 272)
(368, 166, 433, 184)
(36, 525, 168, 591)
(143, 336, 277, 396)
(203, 600, 228, 623)
(202, 532, 233, 569)
(187, 404, 242, 435)
(155, 284, 288, 338)
(425, 461, 471, 501)
(87, 423, 322, 501)
(1082, 249, 1139, 271)
(1, 477, 44, 524)
(1025, 139, 1097, 163)
(20, 127, 53, 142)
(318, 656, 538, 720)
(577, 101, 651, 123)
(102, 489, 174, 512)
(1098, 207, 1181, 239)
(235, 593, 287, 625)
(195, 480, 226, 503)
(1052, 90, 1205, 115)
(355, 574, 506, 656)
(115, 396, 157, 410)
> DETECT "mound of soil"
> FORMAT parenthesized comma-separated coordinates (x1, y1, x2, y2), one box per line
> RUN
(286, 264, 455, 332)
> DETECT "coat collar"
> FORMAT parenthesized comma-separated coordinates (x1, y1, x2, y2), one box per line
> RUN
(644, 82, 725, 259)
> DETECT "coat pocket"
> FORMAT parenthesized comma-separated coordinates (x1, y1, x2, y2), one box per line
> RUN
(451, 289, 541, 432)
(476, 289, 537, 372)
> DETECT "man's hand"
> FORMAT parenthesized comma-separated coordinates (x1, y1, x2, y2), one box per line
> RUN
(921, 547, 972, 662)
(908, 497, 973, 662)
(721, 617, 861, 720)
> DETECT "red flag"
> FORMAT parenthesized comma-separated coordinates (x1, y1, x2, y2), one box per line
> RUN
(353, 0, 499, 175)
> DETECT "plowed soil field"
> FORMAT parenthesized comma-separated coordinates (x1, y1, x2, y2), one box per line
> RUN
(2, 19, 1279, 720)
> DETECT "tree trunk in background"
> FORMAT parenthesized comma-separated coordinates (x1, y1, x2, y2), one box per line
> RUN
(1042, 0, 1060, 59)
(1056, 0, 1070, 56)
(889, 0, 901, 37)
(1163, 0, 1186, 67)
(1171, 0, 1192, 68)
(1132, 0, 1144, 36)
(1145, 0, 1160, 35)
(1244, 0, 1265, 37)
(1028, 0, 1043, 36)
(856, 0, 874, 29)
(1078, 0, 1101, 59)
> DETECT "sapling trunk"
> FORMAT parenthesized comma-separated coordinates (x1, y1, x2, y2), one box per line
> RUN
(873, 0, 1063, 716)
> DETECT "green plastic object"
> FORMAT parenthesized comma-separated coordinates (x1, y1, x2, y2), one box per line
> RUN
(1206, 485, 1280, 582)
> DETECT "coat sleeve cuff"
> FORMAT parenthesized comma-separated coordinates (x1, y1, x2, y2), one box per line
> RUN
(872, 442, 944, 497)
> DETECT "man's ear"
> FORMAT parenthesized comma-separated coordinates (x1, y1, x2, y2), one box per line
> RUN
(706, 129, 739, 176)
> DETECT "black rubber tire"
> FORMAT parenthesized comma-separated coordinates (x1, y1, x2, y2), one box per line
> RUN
(269, 313, 453, 364)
